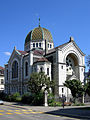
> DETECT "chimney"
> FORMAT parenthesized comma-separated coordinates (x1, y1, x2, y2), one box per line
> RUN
(45, 39, 48, 55)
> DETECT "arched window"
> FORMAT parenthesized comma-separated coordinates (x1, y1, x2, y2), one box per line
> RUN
(50, 44, 52, 48)
(12, 61, 18, 78)
(47, 68, 49, 75)
(40, 67, 43, 72)
(25, 62, 28, 76)
(39, 43, 41, 48)
(36, 43, 38, 47)
(33, 43, 35, 47)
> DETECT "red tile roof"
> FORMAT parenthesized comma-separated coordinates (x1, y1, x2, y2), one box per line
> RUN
(17, 50, 27, 55)
(37, 57, 49, 62)
(34, 57, 49, 64)
(0, 66, 4, 70)
(33, 50, 44, 56)
(0, 66, 4, 75)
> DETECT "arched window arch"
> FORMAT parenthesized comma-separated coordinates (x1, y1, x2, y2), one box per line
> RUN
(25, 61, 28, 76)
(40, 67, 43, 72)
(12, 60, 18, 78)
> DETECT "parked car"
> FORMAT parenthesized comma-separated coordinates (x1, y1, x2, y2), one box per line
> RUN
(0, 100, 4, 105)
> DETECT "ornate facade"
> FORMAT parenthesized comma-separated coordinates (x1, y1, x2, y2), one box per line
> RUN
(5, 23, 85, 101)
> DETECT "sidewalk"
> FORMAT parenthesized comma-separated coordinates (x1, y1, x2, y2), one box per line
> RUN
(4, 101, 90, 119)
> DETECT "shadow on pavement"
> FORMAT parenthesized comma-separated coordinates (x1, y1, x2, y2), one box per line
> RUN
(45, 107, 90, 120)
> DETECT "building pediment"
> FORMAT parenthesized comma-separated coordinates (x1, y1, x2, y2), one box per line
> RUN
(8, 48, 21, 64)
(58, 40, 85, 57)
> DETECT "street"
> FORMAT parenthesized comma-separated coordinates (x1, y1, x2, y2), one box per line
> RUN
(0, 105, 80, 120)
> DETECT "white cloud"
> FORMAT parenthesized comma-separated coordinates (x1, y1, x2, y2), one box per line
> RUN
(4, 52, 11, 56)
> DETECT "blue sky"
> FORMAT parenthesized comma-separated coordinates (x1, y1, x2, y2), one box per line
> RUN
(0, 0, 90, 71)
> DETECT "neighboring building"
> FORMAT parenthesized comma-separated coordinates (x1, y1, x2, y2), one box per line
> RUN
(0, 66, 4, 92)
(5, 22, 85, 101)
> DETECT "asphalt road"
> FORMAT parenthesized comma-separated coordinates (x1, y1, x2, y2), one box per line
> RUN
(0, 105, 80, 120)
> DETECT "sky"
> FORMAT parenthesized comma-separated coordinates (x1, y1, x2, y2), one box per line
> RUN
(0, 0, 90, 71)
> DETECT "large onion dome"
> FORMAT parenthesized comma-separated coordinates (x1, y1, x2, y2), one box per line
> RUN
(25, 26, 53, 44)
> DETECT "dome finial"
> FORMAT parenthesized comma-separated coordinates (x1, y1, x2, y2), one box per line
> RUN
(39, 17, 40, 27)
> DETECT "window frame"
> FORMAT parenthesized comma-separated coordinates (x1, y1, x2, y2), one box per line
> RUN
(12, 60, 19, 79)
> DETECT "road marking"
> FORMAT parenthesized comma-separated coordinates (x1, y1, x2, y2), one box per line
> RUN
(0, 110, 4, 112)
(28, 110, 32, 111)
(14, 112, 22, 114)
(22, 110, 28, 111)
(6, 112, 13, 115)
(7, 110, 13, 112)
(15, 110, 20, 111)
(0, 113, 3, 115)
(23, 112, 30, 114)
(37, 112, 44, 114)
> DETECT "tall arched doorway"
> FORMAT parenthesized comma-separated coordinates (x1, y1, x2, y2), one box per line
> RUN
(66, 53, 79, 80)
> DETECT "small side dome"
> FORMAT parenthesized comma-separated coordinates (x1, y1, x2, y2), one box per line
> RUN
(25, 27, 53, 44)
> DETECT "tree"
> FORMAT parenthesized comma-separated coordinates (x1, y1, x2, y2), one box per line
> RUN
(84, 76, 90, 96)
(86, 55, 90, 69)
(85, 55, 90, 96)
(28, 72, 54, 95)
(64, 79, 84, 99)
(85, 81, 90, 96)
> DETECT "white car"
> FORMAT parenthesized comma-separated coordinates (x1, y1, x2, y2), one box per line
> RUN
(0, 100, 4, 105)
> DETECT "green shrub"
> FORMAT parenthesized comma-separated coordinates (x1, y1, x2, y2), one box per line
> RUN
(73, 103, 85, 106)
(48, 93, 55, 104)
(5, 95, 11, 101)
(48, 93, 61, 106)
(49, 101, 62, 106)
(10, 92, 20, 102)
(15, 97, 22, 102)
(21, 93, 34, 104)
(0, 92, 7, 100)
(31, 91, 44, 106)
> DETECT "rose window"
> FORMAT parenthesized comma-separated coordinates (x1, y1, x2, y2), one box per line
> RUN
(66, 56, 74, 75)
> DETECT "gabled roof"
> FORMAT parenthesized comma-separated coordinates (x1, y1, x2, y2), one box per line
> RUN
(47, 42, 69, 55)
(8, 47, 28, 63)
(46, 40, 85, 56)
(17, 50, 28, 55)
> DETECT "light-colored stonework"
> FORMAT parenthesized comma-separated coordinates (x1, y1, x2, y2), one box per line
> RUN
(5, 25, 85, 102)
